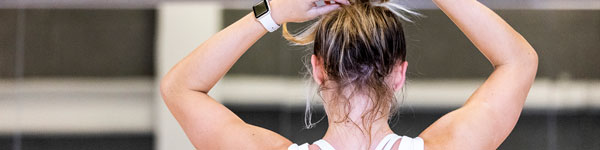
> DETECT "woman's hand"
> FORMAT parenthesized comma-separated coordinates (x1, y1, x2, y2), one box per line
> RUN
(270, 0, 350, 24)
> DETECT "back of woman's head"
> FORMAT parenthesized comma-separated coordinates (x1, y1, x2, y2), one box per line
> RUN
(283, 0, 418, 131)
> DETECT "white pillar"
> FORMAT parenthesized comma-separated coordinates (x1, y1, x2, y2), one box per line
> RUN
(155, 2, 222, 150)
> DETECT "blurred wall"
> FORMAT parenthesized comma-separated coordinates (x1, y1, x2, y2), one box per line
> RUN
(0, 9, 155, 78)
(0, 8, 156, 150)
(155, 2, 222, 150)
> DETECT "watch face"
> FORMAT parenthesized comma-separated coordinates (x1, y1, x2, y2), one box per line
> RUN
(253, 0, 269, 18)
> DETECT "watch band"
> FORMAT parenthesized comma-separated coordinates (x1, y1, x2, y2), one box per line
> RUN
(258, 12, 280, 32)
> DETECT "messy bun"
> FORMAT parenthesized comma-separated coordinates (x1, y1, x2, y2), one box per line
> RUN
(284, 0, 420, 140)
(283, 0, 418, 45)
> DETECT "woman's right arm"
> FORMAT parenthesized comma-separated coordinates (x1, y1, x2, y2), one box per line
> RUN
(419, 0, 538, 149)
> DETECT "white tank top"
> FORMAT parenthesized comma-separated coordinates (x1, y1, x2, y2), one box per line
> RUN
(287, 134, 424, 150)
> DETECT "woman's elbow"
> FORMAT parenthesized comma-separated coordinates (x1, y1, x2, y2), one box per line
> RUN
(515, 47, 539, 78)
(524, 47, 539, 70)
(159, 73, 178, 102)
(500, 47, 538, 70)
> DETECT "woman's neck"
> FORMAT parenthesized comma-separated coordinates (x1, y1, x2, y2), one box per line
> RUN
(320, 93, 395, 150)
(321, 115, 394, 150)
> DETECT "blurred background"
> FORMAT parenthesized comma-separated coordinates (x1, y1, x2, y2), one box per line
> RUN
(0, 0, 599, 150)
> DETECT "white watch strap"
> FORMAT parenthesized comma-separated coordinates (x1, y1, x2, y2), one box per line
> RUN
(258, 12, 280, 32)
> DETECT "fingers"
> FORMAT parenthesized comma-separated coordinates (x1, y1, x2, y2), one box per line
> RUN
(310, 4, 341, 16)
(332, 0, 351, 5)
(314, 0, 350, 7)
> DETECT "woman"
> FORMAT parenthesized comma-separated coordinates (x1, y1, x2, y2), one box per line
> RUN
(159, 0, 538, 149)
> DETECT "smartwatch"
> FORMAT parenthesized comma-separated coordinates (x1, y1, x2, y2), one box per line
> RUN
(253, 0, 280, 32)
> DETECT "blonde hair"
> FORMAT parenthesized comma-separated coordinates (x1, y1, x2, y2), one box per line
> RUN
(283, 0, 421, 139)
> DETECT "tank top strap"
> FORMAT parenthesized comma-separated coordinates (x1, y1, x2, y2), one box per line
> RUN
(397, 136, 425, 150)
(288, 134, 424, 150)
(288, 143, 309, 150)
(314, 139, 336, 150)
(374, 134, 401, 150)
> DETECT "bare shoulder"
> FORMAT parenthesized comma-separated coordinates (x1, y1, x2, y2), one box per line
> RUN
(419, 102, 509, 150)
(213, 123, 293, 150)
(160, 87, 292, 149)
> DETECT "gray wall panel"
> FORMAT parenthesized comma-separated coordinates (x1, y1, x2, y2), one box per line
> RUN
(0, 9, 155, 78)
(0, 10, 17, 78)
(502, 10, 600, 79)
(22, 9, 156, 77)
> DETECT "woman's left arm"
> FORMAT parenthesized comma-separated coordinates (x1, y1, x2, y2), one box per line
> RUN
(160, 0, 347, 149)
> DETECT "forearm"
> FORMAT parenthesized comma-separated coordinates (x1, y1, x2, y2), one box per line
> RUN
(162, 13, 267, 93)
(433, 0, 537, 68)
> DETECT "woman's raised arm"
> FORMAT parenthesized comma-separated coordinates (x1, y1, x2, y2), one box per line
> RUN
(159, 0, 348, 149)
(419, 0, 538, 149)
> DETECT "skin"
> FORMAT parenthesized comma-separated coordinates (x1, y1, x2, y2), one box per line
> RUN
(159, 0, 538, 149)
